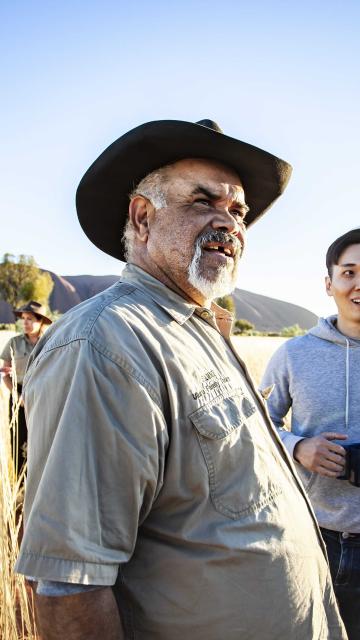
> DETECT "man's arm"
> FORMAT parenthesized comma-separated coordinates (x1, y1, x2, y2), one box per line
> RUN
(261, 344, 347, 477)
(16, 339, 168, 636)
(35, 587, 124, 640)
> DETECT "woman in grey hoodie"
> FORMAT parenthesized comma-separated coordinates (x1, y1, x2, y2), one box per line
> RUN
(261, 228, 360, 640)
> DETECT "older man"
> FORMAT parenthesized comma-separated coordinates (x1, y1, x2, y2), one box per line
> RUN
(16, 119, 346, 639)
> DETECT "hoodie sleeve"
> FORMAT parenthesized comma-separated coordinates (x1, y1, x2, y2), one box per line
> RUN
(260, 342, 304, 459)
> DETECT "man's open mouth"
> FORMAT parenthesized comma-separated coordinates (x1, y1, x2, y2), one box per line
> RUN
(351, 298, 360, 305)
(202, 242, 236, 258)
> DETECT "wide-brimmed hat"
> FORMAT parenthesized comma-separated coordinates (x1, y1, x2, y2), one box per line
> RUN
(76, 118, 292, 261)
(13, 301, 52, 324)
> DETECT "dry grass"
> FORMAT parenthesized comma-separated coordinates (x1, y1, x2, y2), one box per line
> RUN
(0, 342, 38, 639)
(232, 335, 287, 385)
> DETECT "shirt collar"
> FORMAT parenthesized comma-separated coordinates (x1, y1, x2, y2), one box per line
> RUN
(121, 264, 233, 337)
(23, 333, 36, 346)
(121, 264, 196, 324)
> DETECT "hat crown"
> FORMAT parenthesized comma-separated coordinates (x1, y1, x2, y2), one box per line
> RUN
(13, 300, 52, 324)
(16, 301, 43, 313)
(196, 119, 223, 134)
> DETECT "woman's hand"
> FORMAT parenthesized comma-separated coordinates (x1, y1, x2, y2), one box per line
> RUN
(0, 365, 12, 375)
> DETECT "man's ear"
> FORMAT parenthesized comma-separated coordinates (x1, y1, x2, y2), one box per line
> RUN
(128, 196, 154, 244)
(325, 275, 333, 298)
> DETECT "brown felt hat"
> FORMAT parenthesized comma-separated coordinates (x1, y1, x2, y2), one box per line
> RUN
(76, 119, 292, 261)
(13, 301, 52, 324)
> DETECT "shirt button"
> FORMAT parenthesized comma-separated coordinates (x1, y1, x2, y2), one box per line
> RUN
(201, 310, 210, 319)
(342, 532, 350, 539)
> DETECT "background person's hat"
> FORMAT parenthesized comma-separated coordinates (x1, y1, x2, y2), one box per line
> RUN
(76, 119, 293, 261)
(13, 301, 52, 324)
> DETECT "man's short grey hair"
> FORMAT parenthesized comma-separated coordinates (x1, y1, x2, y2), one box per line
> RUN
(122, 165, 170, 260)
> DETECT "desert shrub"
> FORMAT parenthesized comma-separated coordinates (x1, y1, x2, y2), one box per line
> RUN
(280, 324, 306, 337)
(233, 318, 255, 334)
(215, 295, 235, 315)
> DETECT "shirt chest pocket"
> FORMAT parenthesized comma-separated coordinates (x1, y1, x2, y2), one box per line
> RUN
(190, 393, 282, 520)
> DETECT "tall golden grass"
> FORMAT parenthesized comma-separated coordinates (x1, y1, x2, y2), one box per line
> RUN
(0, 362, 38, 638)
(232, 335, 287, 385)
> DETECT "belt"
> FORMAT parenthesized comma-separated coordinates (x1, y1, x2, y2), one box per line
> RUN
(321, 527, 360, 539)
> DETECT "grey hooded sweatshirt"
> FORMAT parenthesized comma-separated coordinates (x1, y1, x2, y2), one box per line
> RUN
(261, 315, 360, 532)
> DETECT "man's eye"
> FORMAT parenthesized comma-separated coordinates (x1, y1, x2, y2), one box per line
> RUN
(343, 270, 354, 276)
(196, 199, 210, 206)
(230, 209, 248, 223)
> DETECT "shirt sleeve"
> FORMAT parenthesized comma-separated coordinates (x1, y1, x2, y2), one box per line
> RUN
(15, 338, 169, 585)
(260, 343, 304, 459)
(0, 337, 14, 362)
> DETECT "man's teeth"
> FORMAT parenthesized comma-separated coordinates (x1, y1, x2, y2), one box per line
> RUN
(352, 298, 360, 304)
(206, 245, 232, 256)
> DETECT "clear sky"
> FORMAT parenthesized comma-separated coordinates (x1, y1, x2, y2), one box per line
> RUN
(1, 0, 359, 317)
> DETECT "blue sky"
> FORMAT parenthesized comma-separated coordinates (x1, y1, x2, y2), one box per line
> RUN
(1, 1, 360, 316)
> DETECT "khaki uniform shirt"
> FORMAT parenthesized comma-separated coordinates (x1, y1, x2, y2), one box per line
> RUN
(16, 265, 346, 640)
(0, 333, 35, 384)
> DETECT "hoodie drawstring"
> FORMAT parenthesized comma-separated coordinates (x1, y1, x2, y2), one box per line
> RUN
(345, 339, 350, 429)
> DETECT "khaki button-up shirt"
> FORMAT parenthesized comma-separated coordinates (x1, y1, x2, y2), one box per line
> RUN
(1, 333, 35, 384)
(16, 265, 346, 639)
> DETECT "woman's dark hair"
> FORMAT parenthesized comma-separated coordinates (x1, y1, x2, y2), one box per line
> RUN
(326, 228, 360, 278)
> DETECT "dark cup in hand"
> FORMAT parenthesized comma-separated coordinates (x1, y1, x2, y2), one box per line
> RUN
(338, 443, 360, 487)
(348, 444, 360, 487)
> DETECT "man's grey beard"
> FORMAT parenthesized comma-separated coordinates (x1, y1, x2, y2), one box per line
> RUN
(187, 230, 243, 301)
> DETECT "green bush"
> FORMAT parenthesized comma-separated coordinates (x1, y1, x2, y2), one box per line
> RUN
(280, 324, 306, 337)
(215, 295, 235, 315)
(233, 318, 255, 334)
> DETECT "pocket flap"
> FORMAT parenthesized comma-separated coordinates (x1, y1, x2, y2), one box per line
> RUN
(190, 395, 244, 440)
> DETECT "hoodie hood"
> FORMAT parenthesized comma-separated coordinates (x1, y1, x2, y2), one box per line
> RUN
(308, 315, 360, 348)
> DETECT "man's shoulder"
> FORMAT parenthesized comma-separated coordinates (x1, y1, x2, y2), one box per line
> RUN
(39, 280, 145, 347)
(30, 279, 166, 366)
(24, 279, 169, 402)
(267, 333, 314, 369)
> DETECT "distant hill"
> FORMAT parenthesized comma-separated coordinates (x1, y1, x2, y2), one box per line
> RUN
(0, 270, 318, 332)
(231, 289, 317, 331)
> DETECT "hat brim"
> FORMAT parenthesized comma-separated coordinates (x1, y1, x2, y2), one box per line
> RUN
(76, 120, 292, 261)
(13, 309, 52, 324)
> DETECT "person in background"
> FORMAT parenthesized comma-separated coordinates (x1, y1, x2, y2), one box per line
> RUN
(0, 301, 52, 473)
(261, 227, 360, 640)
(16, 119, 346, 640)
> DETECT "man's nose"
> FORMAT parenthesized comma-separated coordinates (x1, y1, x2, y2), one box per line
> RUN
(211, 208, 246, 241)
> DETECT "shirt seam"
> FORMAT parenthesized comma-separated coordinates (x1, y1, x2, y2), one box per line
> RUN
(19, 550, 119, 566)
(27, 335, 163, 409)
(88, 336, 163, 407)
